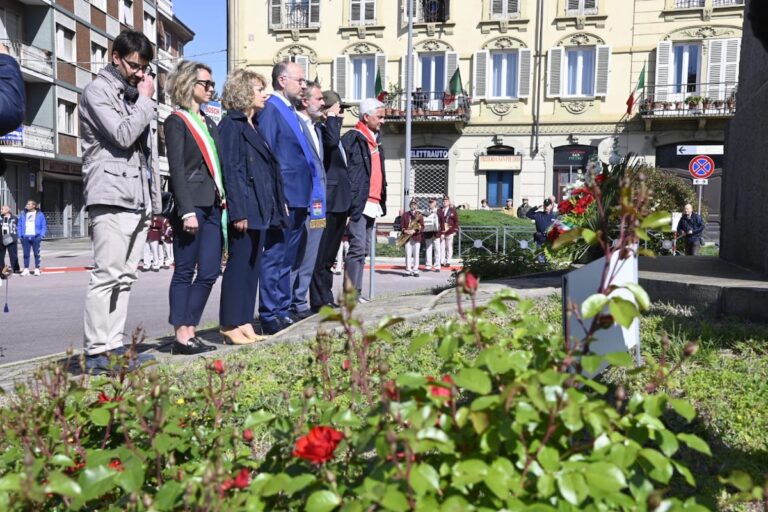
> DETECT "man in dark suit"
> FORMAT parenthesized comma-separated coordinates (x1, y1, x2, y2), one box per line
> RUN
(342, 98, 387, 300)
(676, 203, 705, 256)
(257, 61, 314, 334)
(309, 90, 351, 312)
(289, 82, 326, 319)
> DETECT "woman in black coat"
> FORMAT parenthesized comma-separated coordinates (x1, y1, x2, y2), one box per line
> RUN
(165, 60, 222, 355)
(218, 69, 288, 343)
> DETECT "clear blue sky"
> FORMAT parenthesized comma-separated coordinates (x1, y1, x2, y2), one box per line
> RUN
(173, 0, 228, 94)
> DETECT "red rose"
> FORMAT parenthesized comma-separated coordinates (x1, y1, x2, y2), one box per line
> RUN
(595, 174, 606, 185)
(243, 429, 254, 442)
(97, 391, 122, 403)
(108, 459, 124, 472)
(458, 271, 478, 294)
(342, 359, 351, 371)
(428, 375, 453, 399)
(293, 426, 344, 464)
(234, 468, 250, 489)
(383, 379, 398, 400)
(219, 479, 234, 496)
(213, 359, 225, 375)
(558, 200, 574, 215)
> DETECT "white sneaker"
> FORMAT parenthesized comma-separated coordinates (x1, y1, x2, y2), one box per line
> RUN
(33, 268, 41, 276)
(20, 268, 29, 276)
(413, 270, 420, 277)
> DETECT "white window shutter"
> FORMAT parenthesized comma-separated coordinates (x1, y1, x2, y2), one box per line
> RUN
(473, 50, 489, 100)
(365, 0, 376, 23)
(491, 0, 504, 16)
(294, 55, 310, 81)
(309, 0, 320, 27)
(707, 39, 725, 101)
(269, 0, 282, 28)
(350, 0, 361, 23)
(567, 0, 580, 12)
(723, 38, 740, 100)
(375, 53, 387, 92)
(402, 0, 417, 24)
(654, 41, 673, 102)
(508, 0, 519, 15)
(547, 47, 564, 98)
(334, 55, 349, 100)
(518, 48, 532, 98)
(595, 45, 610, 97)
(446, 51, 459, 88)
(401, 53, 420, 90)
(585, 0, 597, 9)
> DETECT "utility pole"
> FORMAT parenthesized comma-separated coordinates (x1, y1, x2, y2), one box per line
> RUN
(403, 0, 414, 210)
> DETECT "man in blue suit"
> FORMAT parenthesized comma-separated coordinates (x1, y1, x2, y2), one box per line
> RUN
(289, 81, 326, 319)
(257, 61, 314, 334)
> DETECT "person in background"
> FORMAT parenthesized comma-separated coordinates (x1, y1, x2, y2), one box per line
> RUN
(527, 198, 557, 249)
(142, 214, 165, 272)
(342, 98, 388, 301)
(517, 197, 531, 218)
(503, 198, 517, 217)
(479, 199, 490, 210)
(79, 30, 159, 374)
(17, 200, 46, 276)
(161, 217, 174, 268)
(165, 60, 222, 355)
(0, 205, 20, 274)
(548, 194, 558, 214)
(438, 195, 459, 268)
(676, 203, 705, 256)
(422, 197, 441, 272)
(218, 68, 288, 344)
(400, 199, 424, 277)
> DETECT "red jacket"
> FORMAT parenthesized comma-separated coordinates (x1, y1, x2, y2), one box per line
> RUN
(438, 207, 459, 237)
(400, 210, 425, 243)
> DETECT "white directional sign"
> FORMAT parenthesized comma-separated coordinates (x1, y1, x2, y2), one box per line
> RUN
(676, 145, 724, 156)
(693, 178, 709, 185)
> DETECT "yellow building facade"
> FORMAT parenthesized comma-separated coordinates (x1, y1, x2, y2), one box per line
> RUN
(228, 0, 744, 234)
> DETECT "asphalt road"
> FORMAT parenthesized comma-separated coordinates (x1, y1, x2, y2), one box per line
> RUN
(0, 239, 455, 365)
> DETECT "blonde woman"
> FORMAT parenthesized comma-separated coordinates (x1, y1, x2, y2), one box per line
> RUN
(218, 69, 288, 344)
(165, 60, 222, 355)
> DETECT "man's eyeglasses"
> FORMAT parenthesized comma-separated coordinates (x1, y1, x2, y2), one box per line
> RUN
(122, 58, 152, 74)
(281, 75, 307, 85)
(195, 80, 216, 90)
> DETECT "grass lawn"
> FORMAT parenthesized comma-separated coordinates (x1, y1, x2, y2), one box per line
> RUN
(159, 295, 766, 510)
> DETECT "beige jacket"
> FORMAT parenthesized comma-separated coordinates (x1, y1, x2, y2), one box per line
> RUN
(79, 67, 161, 214)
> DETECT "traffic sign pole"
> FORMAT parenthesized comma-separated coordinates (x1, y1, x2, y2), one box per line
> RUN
(697, 185, 703, 217)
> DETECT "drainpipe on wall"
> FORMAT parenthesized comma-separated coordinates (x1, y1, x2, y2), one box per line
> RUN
(531, 0, 544, 156)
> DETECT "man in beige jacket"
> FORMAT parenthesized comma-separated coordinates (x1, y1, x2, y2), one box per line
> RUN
(80, 30, 160, 374)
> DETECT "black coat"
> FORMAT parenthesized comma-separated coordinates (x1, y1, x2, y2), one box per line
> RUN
(341, 129, 387, 221)
(320, 116, 351, 214)
(677, 213, 705, 242)
(165, 111, 222, 217)
(218, 110, 288, 230)
(0, 55, 24, 136)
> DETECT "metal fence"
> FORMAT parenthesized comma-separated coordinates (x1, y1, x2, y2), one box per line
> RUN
(43, 210, 88, 239)
(456, 225, 536, 257)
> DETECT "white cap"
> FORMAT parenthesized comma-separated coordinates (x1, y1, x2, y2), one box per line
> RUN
(358, 98, 385, 119)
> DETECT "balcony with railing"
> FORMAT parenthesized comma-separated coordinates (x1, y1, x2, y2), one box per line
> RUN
(674, 0, 704, 7)
(1, 40, 54, 81)
(271, 1, 321, 30)
(0, 124, 56, 155)
(157, 47, 176, 70)
(381, 90, 471, 127)
(638, 82, 737, 119)
(712, 0, 743, 6)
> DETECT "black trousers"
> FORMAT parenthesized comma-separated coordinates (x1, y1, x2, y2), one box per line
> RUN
(220, 228, 263, 326)
(309, 212, 348, 309)
(0, 241, 19, 272)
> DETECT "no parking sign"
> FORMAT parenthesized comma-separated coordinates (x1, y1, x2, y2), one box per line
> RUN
(688, 155, 715, 180)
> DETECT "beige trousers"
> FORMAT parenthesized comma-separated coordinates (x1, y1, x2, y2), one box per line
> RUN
(83, 205, 150, 355)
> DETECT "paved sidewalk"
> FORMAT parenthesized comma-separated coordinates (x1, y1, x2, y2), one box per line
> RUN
(0, 274, 563, 392)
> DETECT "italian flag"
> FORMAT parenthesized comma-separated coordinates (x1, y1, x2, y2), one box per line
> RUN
(443, 68, 462, 107)
(375, 68, 387, 102)
(625, 64, 646, 115)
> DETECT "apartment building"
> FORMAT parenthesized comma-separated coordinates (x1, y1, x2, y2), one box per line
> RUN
(229, 0, 745, 237)
(0, 0, 192, 238)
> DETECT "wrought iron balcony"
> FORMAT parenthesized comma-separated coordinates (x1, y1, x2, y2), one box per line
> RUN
(712, 0, 743, 6)
(674, 0, 704, 8)
(637, 82, 737, 119)
(1, 39, 54, 80)
(273, 1, 320, 30)
(380, 90, 471, 123)
(0, 124, 55, 154)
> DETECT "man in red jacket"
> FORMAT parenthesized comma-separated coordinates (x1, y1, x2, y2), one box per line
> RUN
(438, 196, 459, 267)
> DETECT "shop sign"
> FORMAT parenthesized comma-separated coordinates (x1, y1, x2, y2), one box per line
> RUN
(477, 154, 522, 171)
(411, 146, 449, 160)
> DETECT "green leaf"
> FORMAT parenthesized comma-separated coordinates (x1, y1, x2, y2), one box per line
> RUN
(719, 470, 753, 492)
(639, 448, 674, 484)
(454, 368, 492, 395)
(154, 481, 183, 511)
(410, 333, 434, 353)
(669, 398, 696, 422)
(285, 474, 316, 496)
(640, 211, 672, 230)
(608, 297, 639, 328)
(624, 283, 650, 311)
(50, 454, 76, 468)
(581, 294, 609, 319)
(89, 408, 111, 427)
(485, 458, 516, 500)
(244, 410, 276, 427)
(469, 411, 490, 434)
(537, 446, 560, 472)
(581, 228, 599, 246)
(452, 459, 488, 487)
(470, 395, 500, 411)
(306, 490, 341, 512)
(655, 429, 680, 457)
(116, 457, 144, 493)
(604, 351, 634, 368)
(672, 460, 696, 487)
(409, 464, 441, 495)
(580, 355, 603, 375)
(79, 465, 117, 501)
(584, 462, 627, 493)
(0, 474, 21, 492)
(396, 372, 427, 389)
(552, 228, 583, 250)
(381, 487, 409, 512)
(556, 471, 587, 505)
(677, 434, 711, 456)
(44, 472, 82, 498)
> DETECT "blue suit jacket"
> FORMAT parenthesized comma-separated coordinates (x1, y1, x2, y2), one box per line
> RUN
(0, 54, 25, 136)
(256, 96, 314, 209)
(218, 110, 288, 230)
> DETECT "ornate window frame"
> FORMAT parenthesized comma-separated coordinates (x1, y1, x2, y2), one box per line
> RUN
(479, 0, 530, 35)
(554, 0, 607, 30)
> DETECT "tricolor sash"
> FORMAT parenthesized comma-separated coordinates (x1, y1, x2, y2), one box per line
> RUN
(267, 96, 326, 229)
(172, 109, 229, 252)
